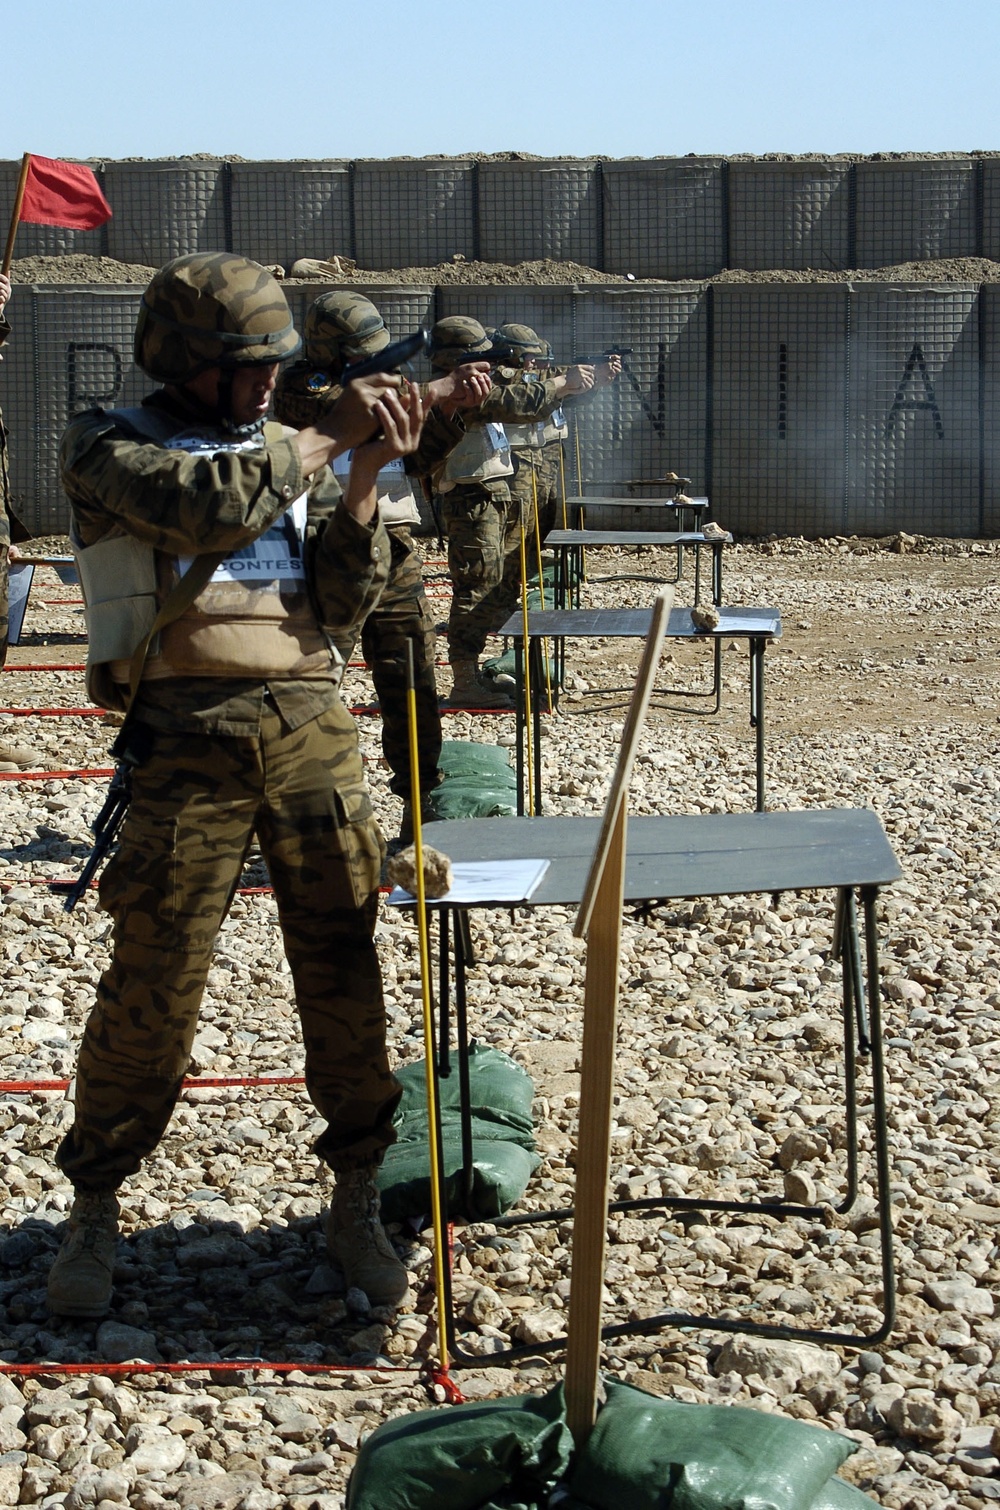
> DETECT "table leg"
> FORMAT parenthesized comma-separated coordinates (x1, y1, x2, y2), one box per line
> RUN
(437, 910, 450, 1077)
(713, 542, 723, 606)
(837, 889, 861, 1214)
(861, 884, 897, 1345)
(530, 637, 545, 816)
(515, 639, 526, 816)
(750, 637, 766, 811)
(453, 910, 477, 1217)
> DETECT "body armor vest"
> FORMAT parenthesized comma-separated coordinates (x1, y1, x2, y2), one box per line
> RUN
(435, 421, 513, 493)
(73, 406, 336, 709)
(540, 406, 569, 445)
(332, 450, 421, 527)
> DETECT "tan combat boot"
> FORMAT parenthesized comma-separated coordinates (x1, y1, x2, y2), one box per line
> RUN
(47, 1189, 120, 1318)
(0, 738, 37, 771)
(325, 1168, 410, 1308)
(446, 659, 514, 710)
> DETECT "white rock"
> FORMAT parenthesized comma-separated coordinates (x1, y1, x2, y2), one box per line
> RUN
(715, 1337, 841, 1385)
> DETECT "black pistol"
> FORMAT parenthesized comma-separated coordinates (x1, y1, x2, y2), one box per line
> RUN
(571, 345, 634, 364)
(339, 327, 431, 384)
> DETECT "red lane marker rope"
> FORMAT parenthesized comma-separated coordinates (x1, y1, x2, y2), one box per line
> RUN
(0, 1073, 308, 1094)
(39, 598, 85, 605)
(1, 879, 275, 895)
(1, 1359, 420, 1380)
(0, 708, 105, 717)
(0, 768, 114, 782)
(2, 664, 87, 672)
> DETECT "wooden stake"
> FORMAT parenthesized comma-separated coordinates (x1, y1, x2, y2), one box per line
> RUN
(3, 154, 32, 279)
(564, 799, 627, 1443)
(565, 586, 673, 1443)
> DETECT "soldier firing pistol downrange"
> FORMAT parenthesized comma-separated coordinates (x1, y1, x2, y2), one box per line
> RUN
(49, 254, 428, 1321)
(273, 291, 492, 844)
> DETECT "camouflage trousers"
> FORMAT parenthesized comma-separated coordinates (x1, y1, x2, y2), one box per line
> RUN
(56, 701, 400, 1192)
(333, 526, 442, 800)
(437, 482, 527, 662)
(508, 445, 568, 548)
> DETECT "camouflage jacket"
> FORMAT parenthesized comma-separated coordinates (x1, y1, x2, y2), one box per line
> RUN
(475, 367, 564, 427)
(61, 390, 390, 736)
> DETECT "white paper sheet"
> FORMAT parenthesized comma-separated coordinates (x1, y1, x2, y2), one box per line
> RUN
(386, 857, 550, 908)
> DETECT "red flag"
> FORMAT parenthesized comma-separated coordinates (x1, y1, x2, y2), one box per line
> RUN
(18, 155, 112, 230)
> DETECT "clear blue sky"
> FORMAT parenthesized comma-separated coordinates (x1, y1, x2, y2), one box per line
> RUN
(3, 0, 997, 161)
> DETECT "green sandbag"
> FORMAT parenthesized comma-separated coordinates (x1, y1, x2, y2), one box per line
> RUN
(345, 1382, 572, 1510)
(569, 1379, 858, 1510)
(806, 1479, 880, 1509)
(437, 741, 518, 784)
(431, 740, 518, 821)
(378, 1045, 540, 1222)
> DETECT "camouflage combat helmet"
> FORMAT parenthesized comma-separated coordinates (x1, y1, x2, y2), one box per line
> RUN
(303, 290, 390, 375)
(134, 254, 302, 384)
(428, 316, 493, 371)
(490, 322, 548, 367)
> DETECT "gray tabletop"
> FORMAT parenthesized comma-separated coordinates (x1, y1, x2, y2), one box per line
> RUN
(544, 530, 723, 547)
(415, 809, 901, 907)
(566, 495, 709, 509)
(498, 606, 781, 640)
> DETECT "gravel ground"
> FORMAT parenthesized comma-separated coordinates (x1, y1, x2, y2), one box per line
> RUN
(1, 536, 999, 1509)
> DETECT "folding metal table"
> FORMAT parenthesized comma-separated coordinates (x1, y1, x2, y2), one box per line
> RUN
(545, 528, 729, 611)
(415, 808, 901, 1363)
(499, 605, 782, 814)
(561, 495, 712, 586)
(564, 494, 711, 533)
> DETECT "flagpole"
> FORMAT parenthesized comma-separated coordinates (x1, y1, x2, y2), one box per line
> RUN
(2, 154, 31, 279)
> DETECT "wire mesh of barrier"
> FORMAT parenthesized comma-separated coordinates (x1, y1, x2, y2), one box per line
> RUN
(477, 160, 601, 267)
(601, 159, 726, 279)
(727, 161, 852, 274)
(229, 161, 352, 268)
(712, 283, 850, 535)
(845, 282, 980, 535)
(103, 162, 229, 266)
(352, 160, 477, 269)
(853, 159, 978, 269)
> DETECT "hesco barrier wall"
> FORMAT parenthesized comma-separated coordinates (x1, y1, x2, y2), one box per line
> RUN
(6, 155, 1000, 274)
(4, 280, 997, 539)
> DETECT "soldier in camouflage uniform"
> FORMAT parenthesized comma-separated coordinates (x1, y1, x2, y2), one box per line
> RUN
(0, 271, 36, 771)
(422, 317, 602, 708)
(47, 254, 423, 1320)
(489, 322, 621, 547)
(273, 292, 490, 843)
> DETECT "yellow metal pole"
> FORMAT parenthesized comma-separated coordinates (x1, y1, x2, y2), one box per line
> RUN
(405, 641, 451, 1374)
(518, 523, 534, 816)
(557, 443, 568, 531)
(531, 467, 554, 715)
